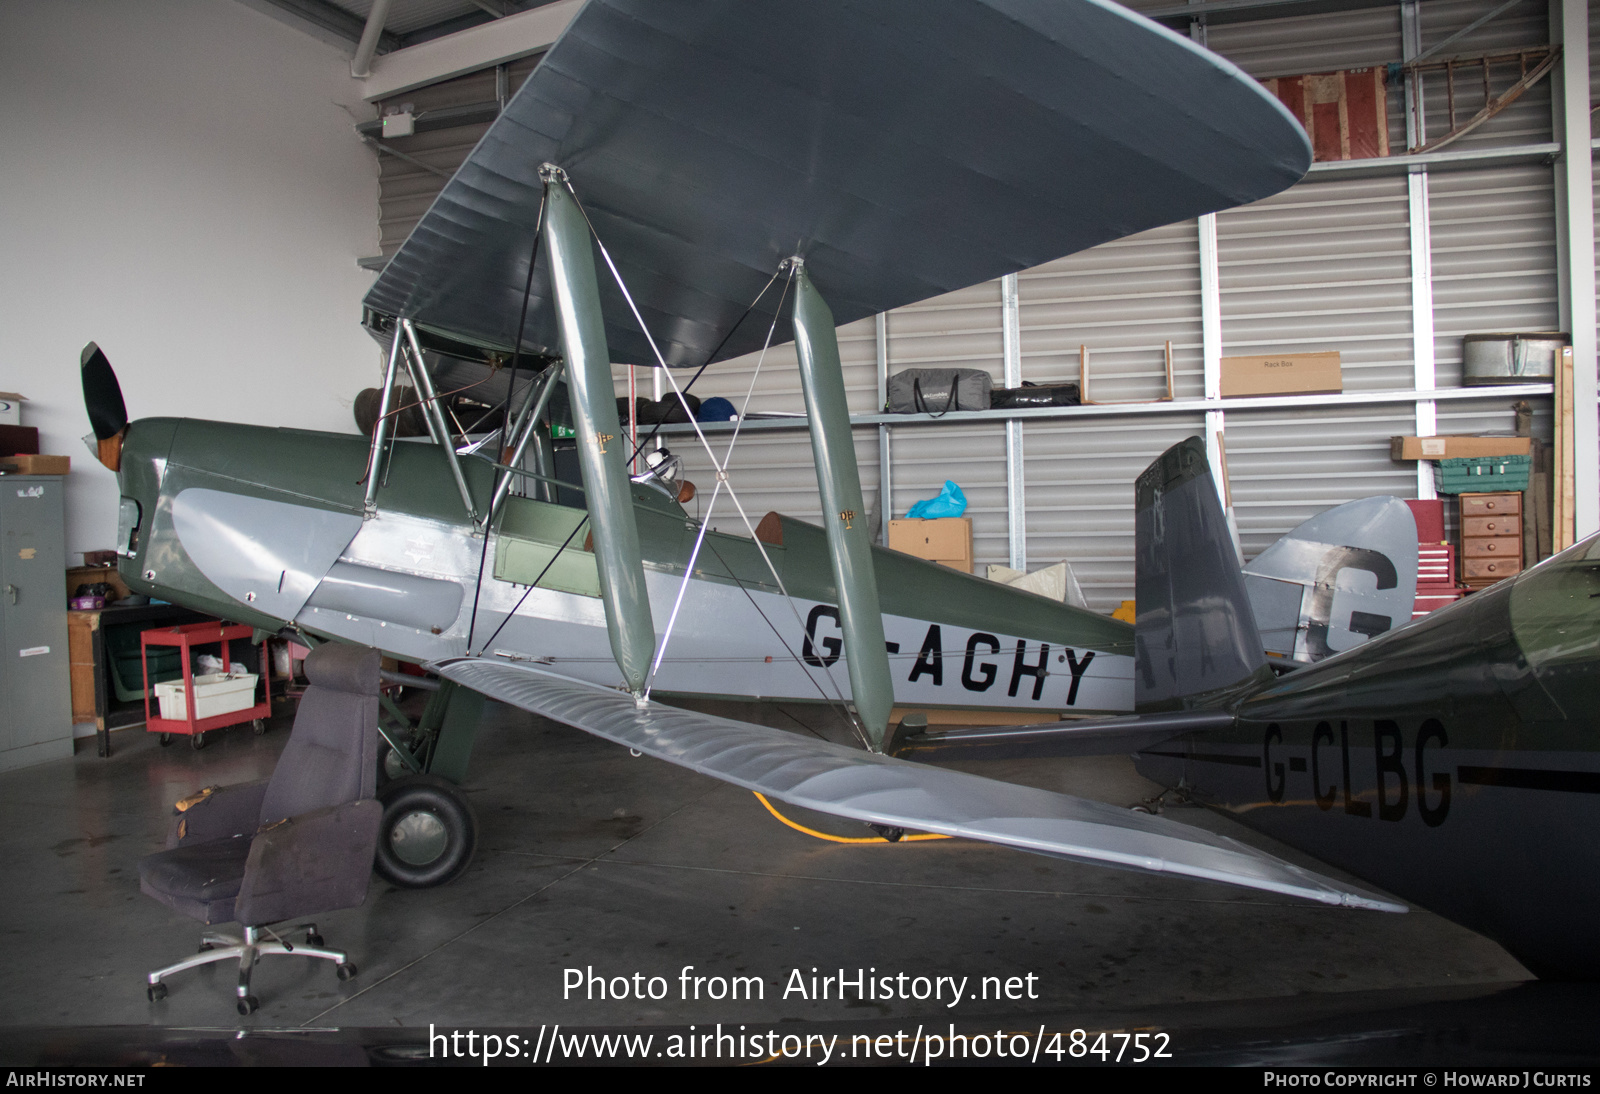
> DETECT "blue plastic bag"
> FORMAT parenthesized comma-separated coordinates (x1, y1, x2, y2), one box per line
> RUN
(905, 480, 967, 519)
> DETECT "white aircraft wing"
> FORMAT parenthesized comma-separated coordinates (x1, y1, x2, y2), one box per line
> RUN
(430, 656, 1404, 913)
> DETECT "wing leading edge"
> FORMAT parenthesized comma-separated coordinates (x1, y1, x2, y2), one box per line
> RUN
(431, 656, 1403, 912)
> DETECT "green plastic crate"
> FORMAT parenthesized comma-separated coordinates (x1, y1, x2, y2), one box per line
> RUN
(1433, 455, 1531, 495)
(104, 625, 182, 703)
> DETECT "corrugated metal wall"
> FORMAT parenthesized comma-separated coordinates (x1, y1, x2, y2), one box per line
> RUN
(374, 56, 539, 258)
(1217, 175, 1415, 393)
(1429, 164, 1560, 386)
(368, 0, 1576, 613)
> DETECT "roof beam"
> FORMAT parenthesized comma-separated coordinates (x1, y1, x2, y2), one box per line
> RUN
(358, 0, 580, 101)
(233, 0, 399, 54)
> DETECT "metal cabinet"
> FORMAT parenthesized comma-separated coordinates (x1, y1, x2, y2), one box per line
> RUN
(0, 475, 72, 771)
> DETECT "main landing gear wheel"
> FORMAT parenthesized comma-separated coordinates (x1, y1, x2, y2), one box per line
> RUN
(373, 775, 477, 889)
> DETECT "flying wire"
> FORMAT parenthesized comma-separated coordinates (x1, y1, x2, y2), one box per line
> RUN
(472, 513, 589, 657)
(563, 180, 870, 745)
(701, 540, 867, 749)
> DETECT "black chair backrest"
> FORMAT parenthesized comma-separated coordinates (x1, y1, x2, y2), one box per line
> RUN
(259, 644, 380, 824)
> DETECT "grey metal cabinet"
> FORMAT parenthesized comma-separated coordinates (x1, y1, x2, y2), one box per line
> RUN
(0, 476, 73, 770)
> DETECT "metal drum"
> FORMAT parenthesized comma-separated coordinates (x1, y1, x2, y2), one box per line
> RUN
(1462, 333, 1567, 385)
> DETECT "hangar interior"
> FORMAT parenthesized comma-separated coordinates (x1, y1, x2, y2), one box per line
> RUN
(1, 0, 1598, 1062)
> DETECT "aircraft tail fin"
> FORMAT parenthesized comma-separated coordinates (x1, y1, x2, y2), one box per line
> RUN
(1134, 437, 1270, 712)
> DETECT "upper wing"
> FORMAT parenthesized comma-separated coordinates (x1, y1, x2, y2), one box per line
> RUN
(365, 0, 1311, 366)
(431, 656, 1402, 912)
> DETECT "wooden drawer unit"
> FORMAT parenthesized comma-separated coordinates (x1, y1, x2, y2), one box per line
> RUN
(1459, 493, 1522, 587)
(1461, 493, 1520, 517)
(1463, 557, 1521, 582)
(1462, 516, 1519, 538)
(1462, 536, 1518, 557)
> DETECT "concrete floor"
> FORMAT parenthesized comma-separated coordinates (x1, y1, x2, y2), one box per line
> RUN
(0, 693, 1539, 1058)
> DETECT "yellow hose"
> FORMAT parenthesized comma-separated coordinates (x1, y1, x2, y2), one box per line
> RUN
(752, 792, 950, 843)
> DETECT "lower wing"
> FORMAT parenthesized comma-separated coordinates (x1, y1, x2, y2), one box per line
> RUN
(430, 656, 1403, 913)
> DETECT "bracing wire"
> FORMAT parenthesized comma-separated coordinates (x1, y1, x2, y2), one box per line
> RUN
(563, 180, 866, 738)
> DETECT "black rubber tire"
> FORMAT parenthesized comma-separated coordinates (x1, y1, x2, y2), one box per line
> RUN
(336, 962, 357, 981)
(252, 718, 266, 736)
(373, 775, 477, 889)
(237, 995, 258, 1016)
(190, 732, 206, 751)
(147, 983, 166, 1002)
(159, 734, 173, 747)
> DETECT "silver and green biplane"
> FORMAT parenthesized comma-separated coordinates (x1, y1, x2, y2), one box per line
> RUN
(79, 0, 1439, 921)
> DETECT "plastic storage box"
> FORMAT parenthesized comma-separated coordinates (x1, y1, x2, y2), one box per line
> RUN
(154, 673, 258, 721)
(1433, 455, 1531, 495)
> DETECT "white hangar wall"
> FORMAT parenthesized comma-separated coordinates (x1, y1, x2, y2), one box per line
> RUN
(0, 0, 381, 566)
(364, 0, 1596, 612)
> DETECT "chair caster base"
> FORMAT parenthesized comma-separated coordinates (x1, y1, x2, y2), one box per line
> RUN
(147, 983, 167, 1003)
(336, 962, 357, 981)
(237, 995, 258, 1016)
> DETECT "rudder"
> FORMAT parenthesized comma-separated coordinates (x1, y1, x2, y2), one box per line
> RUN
(1134, 437, 1268, 712)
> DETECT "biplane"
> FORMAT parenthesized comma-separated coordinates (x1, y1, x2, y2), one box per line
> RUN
(81, 0, 1441, 920)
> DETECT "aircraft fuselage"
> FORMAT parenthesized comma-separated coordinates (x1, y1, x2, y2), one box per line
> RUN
(114, 416, 1136, 717)
(1136, 543, 1600, 978)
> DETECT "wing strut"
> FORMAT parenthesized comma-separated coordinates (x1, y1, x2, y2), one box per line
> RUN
(791, 262, 895, 748)
(540, 166, 656, 695)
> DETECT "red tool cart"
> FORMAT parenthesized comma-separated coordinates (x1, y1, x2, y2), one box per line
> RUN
(141, 621, 271, 750)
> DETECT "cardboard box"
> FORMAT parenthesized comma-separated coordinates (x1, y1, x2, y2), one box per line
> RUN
(0, 393, 23, 426)
(0, 454, 69, 475)
(1220, 352, 1341, 397)
(888, 517, 972, 573)
(1391, 435, 1532, 461)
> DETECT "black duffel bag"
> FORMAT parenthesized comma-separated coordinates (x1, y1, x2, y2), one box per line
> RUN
(617, 393, 702, 425)
(990, 382, 1081, 409)
(885, 368, 992, 416)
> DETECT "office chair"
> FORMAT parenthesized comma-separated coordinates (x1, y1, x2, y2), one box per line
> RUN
(139, 643, 383, 1015)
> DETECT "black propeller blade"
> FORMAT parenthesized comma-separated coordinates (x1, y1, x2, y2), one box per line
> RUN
(81, 341, 127, 440)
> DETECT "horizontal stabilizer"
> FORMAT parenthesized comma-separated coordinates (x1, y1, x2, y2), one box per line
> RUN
(897, 709, 1236, 760)
(432, 656, 1403, 912)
